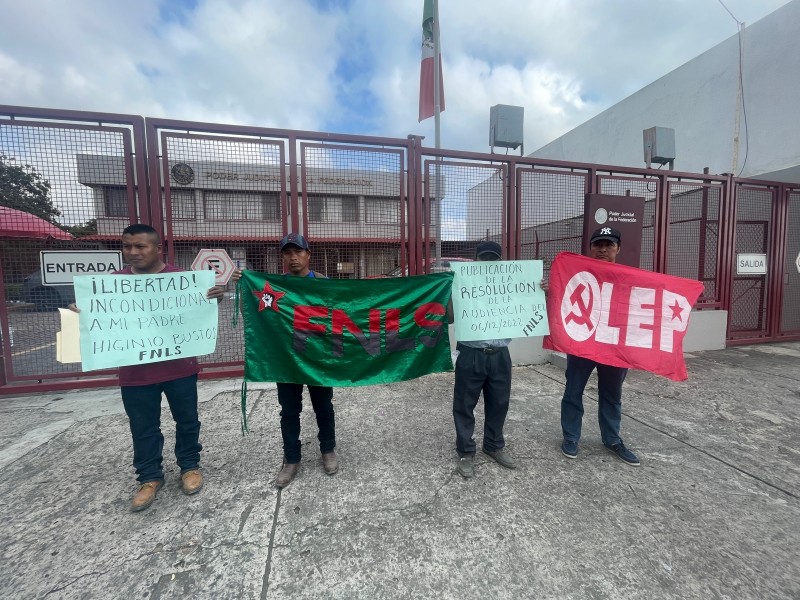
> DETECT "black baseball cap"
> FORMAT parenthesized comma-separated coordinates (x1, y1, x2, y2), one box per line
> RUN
(279, 232, 310, 251)
(475, 240, 502, 259)
(590, 227, 621, 245)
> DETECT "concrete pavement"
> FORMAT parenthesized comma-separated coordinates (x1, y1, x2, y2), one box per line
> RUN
(1, 342, 799, 599)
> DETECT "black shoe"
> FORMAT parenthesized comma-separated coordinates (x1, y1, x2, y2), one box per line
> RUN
(605, 442, 640, 466)
(561, 440, 578, 459)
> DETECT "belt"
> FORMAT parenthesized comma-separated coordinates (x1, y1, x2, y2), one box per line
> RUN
(459, 344, 502, 354)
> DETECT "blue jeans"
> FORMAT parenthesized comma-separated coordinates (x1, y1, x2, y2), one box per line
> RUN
(276, 383, 336, 464)
(120, 374, 201, 483)
(561, 355, 627, 446)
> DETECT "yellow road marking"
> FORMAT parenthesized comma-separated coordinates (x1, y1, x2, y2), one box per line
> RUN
(12, 342, 56, 356)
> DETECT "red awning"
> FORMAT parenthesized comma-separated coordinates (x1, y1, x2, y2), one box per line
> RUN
(0, 206, 73, 240)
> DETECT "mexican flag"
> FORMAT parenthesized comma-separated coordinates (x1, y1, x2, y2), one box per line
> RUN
(237, 271, 455, 387)
(419, 0, 445, 122)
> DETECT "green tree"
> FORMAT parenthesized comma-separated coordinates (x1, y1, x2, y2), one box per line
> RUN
(65, 218, 98, 237)
(0, 153, 60, 224)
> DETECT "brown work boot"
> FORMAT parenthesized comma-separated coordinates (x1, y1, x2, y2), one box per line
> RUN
(322, 451, 339, 475)
(276, 462, 299, 488)
(181, 469, 203, 495)
(130, 480, 163, 512)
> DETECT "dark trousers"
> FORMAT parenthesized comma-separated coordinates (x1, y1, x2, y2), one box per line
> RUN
(120, 374, 201, 483)
(561, 354, 627, 446)
(453, 344, 512, 456)
(276, 383, 336, 464)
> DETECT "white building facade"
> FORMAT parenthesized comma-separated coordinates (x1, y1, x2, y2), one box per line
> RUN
(530, 0, 800, 184)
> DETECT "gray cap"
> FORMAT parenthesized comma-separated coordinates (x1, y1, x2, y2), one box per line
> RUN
(475, 240, 502, 259)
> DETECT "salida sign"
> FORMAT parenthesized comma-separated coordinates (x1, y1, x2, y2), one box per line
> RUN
(736, 253, 767, 275)
(240, 271, 454, 387)
(543, 253, 704, 381)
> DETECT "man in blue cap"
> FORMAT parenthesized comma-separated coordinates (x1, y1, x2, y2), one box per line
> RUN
(544, 226, 640, 467)
(273, 233, 338, 487)
(233, 233, 338, 488)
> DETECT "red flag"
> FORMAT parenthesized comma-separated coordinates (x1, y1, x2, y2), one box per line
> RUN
(419, 0, 445, 122)
(542, 253, 704, 381)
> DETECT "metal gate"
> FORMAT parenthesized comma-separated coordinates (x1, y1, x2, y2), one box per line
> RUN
(727, 181, 782, 343)
(0, 107, 146, 391)
(144, 118, 419, 372)
(779, 188, 800, 337)
(1, 104, 799, 392)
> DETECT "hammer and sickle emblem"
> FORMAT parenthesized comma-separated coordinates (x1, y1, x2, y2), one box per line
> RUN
(564, 284, 594, 327)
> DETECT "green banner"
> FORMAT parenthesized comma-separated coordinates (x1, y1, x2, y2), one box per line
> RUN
(238, 271, 454, 386)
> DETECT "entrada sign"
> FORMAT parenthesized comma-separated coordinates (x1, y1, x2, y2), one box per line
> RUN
(40, 251, 123, 286)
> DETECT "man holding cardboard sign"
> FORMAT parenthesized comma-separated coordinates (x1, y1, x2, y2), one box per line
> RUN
(450, 240, 517, 478)
(72, 224, 225, 512)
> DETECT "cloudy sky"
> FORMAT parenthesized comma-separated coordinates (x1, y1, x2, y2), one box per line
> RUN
(0, 0, 791, 153)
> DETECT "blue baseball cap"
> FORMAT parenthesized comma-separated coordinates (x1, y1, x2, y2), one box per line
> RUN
(279, 232, 310, 251)
(590, 227, 621, 245)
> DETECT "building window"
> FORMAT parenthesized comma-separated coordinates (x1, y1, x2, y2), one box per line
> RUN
(308, 196, 324, 222)
(365, 197, 400, 224)
(169, 189, 196, 220)
(264, 193, 280, 220)
(104, 187, 128, 218)
(342, 197, 358, 222)
(307, 195, 359, 222)
(203, 191, 279, 220)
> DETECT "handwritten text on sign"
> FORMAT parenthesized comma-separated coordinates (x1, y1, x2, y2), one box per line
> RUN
(452, 260, 549, 341)
(74, 271, 218, 371)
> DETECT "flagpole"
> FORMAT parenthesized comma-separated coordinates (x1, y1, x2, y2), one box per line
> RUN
(433, 0, 442, 263)
(433, 0, 441, 150)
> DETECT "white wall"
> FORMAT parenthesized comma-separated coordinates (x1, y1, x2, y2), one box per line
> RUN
(449, 308, 729, 369)
(530, 0, 800, 183)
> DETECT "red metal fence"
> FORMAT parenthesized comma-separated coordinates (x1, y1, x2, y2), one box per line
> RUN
(0, 105, 798, 392)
